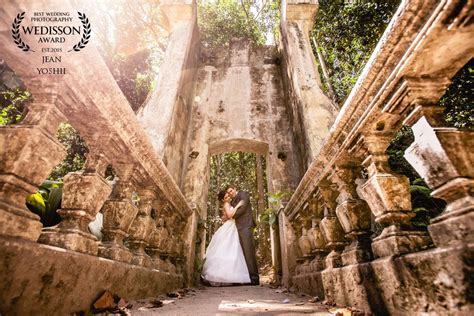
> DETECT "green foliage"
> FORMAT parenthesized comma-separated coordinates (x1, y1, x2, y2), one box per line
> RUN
(26, 180, 63, 227)
(0, 64, 30, 125)
(440, 59, 474, 128)
(88, 0, 167, 112)
(109, 50, 157, 112)
(312, 0, 401, 103)
(198, 0, 279, 48)
(207, 152, 262, 241)
(48, 123, 88, 181)
(387, 126, 445, 227)
(260, 191, 289, 227)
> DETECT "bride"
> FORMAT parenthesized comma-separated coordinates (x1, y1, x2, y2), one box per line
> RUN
(201, 190, 251, 285)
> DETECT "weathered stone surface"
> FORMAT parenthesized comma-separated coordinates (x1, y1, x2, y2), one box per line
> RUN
(405, 110, 474, 247)
(0, 125, 66, 240)
(0, 236, 183, 315)
(99, 198, 138, 263)
(39, 171, 112, 254)
(405, 114, 474, 190)
(297, 244, 474, 315)
(127, 214, 155, 268)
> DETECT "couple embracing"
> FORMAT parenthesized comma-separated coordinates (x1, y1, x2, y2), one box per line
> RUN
(201, 185, 260, 286)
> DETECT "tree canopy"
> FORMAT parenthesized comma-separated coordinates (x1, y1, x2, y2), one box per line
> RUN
(198, 0, 279, 48)
(312, 0, 400, 103)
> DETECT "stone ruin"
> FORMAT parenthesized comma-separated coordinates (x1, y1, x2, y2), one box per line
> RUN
(0, 0, 473, 314)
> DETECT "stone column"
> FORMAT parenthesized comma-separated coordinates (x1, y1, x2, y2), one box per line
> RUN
(404, 106, 474, 247)
(358, 132, 430, 258)
(331, 165, 373, 265)
(39, 152, 112, 254)
(165, 213, 181, 274)
(307, 197, 329, 272)
(127, 189, 156, 268)
(137, 0, 198, 182)
(183, 202, 200, 285)
(319, 180, 348, 268)
(0, 93, 66, 240)
(281, 0, 337, 165)
(98, 164, 139, 263)
(279, 209, 298, 287)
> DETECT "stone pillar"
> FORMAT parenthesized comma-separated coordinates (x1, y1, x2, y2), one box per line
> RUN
(319, 180, 347, 268)
(281, 0, 337, 165)
(359, 132, 430, 258)
(307, 199, 329, 272)
(183, 202, 200, 285)
(98, 164, 139, 263)
(39, 152, 112, 254)
(147, 215, 169, 272)
(166, 213, 182, 274)
(279, 210, 298, 287)
(331, 165, 373, 265)
(404, 106, 474, 247)
(137, 0, 198, 182)
(0, 93, 66, 240)
(127, 189, 156, 268)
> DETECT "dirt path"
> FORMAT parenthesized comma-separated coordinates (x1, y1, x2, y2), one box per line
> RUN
(128, 285, 332, 315)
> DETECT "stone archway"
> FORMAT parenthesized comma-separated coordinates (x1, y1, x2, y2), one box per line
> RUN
(194, 138, 279, 281)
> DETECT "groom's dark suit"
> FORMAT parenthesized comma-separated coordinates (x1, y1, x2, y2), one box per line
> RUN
(232, 191, 259, 284)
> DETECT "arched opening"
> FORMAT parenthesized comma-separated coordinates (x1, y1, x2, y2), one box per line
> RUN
(196, 138, 282, 284)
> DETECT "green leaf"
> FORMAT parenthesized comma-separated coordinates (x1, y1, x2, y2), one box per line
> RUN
(47, 187, 62, 213)
(26, 192, 46, 216)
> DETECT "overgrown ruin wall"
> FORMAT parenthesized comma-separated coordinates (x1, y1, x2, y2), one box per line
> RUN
(183, 39, 301, 216)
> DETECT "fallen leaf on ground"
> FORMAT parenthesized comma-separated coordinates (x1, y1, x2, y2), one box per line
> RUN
(93, 290, 116, 310)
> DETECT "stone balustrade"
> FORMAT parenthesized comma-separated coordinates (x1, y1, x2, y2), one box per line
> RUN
(282, 0, 474, 314)
(0, 0, 195, 314)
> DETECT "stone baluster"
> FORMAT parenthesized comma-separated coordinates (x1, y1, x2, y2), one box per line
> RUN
(0, 92, 66, 240)
(319, 180, 348, 268)
(307, 197, 329, 272)
(147, 214, 169, 272)
(127, 189, 156, 268)
(164, 213, 179, 274)
(39, 151, 112, 254)
(98, 164, 139, 263)
(358, 132, 430, 258)
(404, 106, 473, 247)
(331, 164, 373, 265)
(298, 224, 313, 274)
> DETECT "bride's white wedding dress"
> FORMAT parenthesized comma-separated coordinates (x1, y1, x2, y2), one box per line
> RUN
(201, 219, 250, 284)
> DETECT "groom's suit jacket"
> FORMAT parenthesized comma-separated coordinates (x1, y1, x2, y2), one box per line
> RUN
(232, 191, 255, 230)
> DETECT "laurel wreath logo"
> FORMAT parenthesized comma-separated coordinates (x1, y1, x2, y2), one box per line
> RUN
(69, 12, 91, 52)
(11, 12, 34, 52)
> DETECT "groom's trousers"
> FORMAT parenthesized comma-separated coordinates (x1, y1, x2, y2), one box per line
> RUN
(237, 227, 259, 283)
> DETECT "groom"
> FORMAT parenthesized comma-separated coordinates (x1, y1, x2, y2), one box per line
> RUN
(225, 184, 260, 285)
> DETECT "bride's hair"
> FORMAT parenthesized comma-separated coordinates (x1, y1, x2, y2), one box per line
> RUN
(217, 190, 227, 201)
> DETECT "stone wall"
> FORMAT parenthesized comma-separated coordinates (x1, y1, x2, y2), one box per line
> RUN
(138, 1, 200, 188)
(280, 0, 338, 173)
(0, 236, 184, 315)
(183, 39, 301, 216)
